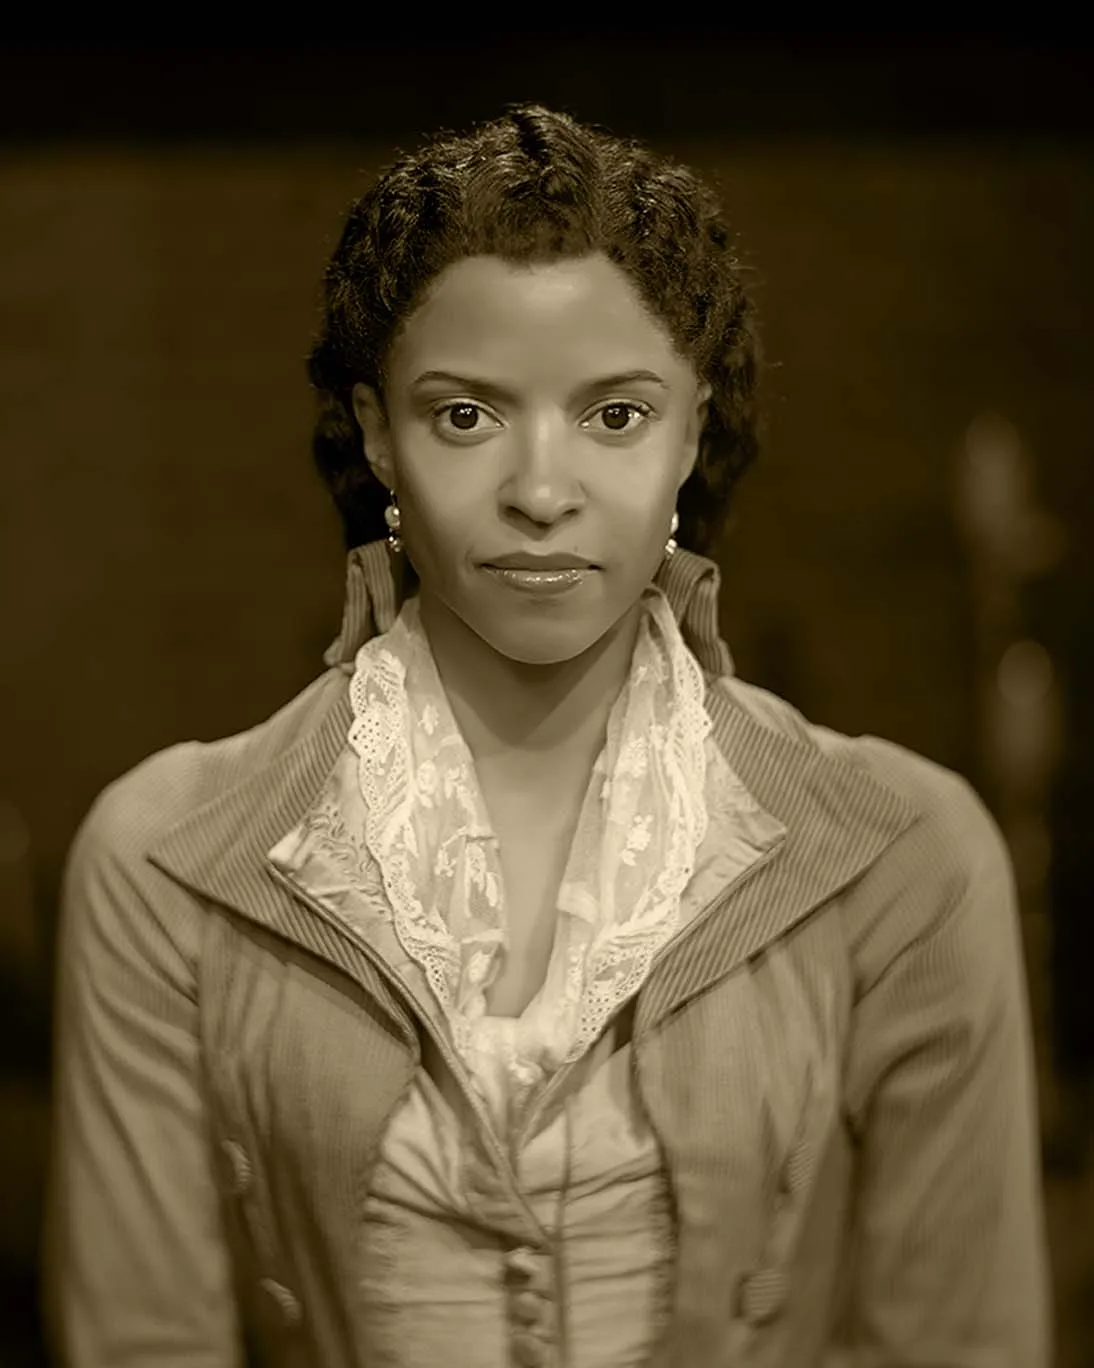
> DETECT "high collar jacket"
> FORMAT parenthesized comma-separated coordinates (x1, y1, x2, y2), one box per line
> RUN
(45, 542, 1051, 1367)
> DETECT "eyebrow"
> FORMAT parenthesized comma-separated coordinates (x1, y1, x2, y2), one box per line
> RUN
(408, 369, 669, 402)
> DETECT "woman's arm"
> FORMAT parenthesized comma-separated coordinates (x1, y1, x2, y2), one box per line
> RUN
(839, 778, 1052, 1366)
(43, 779, 242, 1367)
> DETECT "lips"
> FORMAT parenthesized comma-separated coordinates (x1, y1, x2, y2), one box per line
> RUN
(482, 563, 595, 596)
(483, 554, 596, 570)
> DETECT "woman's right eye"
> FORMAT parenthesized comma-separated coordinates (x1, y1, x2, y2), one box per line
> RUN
(432, 401, 501, 435)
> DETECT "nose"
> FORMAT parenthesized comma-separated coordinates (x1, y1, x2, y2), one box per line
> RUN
(501, 414, 584, 528)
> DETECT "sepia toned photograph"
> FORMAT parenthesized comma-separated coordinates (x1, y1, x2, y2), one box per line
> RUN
(1, 31, 1091, 1366)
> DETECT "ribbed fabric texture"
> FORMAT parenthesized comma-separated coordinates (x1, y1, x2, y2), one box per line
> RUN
(43, 541, 1051, 1367)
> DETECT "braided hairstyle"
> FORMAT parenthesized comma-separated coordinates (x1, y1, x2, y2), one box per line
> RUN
(307, 104, 760, 558)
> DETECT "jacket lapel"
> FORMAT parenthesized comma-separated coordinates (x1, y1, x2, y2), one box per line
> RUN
(635, 684, 918, 1034)
(146, 688, 415, 1033)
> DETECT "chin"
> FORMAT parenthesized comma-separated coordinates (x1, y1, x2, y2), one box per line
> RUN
(484, 627, 599, 667)
(470, 614, 608, 667)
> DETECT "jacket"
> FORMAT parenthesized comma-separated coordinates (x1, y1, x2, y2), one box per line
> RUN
(44, 541, 1051, 1366)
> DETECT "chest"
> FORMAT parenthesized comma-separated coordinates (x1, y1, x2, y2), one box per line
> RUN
(484, 810, 575, 1017)
(468, 759, 590, 1017)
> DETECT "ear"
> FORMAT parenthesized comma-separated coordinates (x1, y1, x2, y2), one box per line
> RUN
(352, 383, 396, 491)
(678, 381, 712, 490)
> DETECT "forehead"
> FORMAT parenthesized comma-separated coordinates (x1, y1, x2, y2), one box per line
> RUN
(388, 253, 683, 377)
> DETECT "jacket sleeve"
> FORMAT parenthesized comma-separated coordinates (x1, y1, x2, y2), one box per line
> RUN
(838, 776, 1052, 1366)
(43, 778, 243, 1367)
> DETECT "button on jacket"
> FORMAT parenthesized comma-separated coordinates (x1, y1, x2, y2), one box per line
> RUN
(44, 542, 1051, 1367)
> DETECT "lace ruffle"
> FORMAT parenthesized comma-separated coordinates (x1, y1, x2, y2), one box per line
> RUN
(345, 589, 712, 1121)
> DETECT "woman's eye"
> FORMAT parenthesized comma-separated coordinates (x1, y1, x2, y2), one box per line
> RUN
(584, 401, 652, 435)
(431, 399, 651, 438)
(433, 401, 499, 435)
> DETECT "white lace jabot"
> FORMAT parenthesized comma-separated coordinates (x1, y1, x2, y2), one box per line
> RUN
(344, 586, 713, 1127)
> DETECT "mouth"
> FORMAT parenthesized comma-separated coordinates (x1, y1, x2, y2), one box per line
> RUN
(483, 554, 597, 571)
(481, 563, 596, 596)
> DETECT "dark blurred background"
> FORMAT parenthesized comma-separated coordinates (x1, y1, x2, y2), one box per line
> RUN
(1, 32, 1092, 1366)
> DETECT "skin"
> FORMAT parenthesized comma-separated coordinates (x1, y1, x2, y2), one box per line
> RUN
(352, 250, 710, 790)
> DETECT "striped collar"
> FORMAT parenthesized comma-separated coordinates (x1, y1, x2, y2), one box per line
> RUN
(320, 540, 735, 679)
(148, 541, 917, 1034)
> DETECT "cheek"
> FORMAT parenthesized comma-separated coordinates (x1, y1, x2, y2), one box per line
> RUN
(601, 443, 684, 527)
(396, 451, 480, 552)
(401, 499, 468, 583)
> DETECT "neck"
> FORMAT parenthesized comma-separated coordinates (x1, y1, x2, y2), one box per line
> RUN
(416, 590, 643, 789)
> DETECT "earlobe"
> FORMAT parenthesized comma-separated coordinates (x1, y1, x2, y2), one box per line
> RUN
(351, 382, 395, 490)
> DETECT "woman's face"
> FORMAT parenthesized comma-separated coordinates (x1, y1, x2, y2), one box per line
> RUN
(353, 252, 710, 666)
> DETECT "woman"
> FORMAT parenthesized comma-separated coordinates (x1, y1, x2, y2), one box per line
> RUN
(45, 106, 1050, 1366)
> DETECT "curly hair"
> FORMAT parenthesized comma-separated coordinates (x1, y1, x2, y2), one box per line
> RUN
(307, 104, 761, 558)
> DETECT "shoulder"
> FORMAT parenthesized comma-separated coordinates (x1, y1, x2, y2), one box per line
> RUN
(78, 670, 344, 852)
(64, 669, 346, 939)
(714, 672, 1005, 872)
(816, 720, 1009, 912)
(711, 674, 1015, 977)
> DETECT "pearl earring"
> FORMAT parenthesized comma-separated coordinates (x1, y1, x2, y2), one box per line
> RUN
(384, 495, 403, 553)
(664, 510, 680, 558)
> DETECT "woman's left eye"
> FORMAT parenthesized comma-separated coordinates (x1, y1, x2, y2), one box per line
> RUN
(583, 401, 652, 435)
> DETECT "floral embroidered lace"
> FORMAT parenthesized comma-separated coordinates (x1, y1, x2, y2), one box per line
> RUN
(343, 587, 713, 1127)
